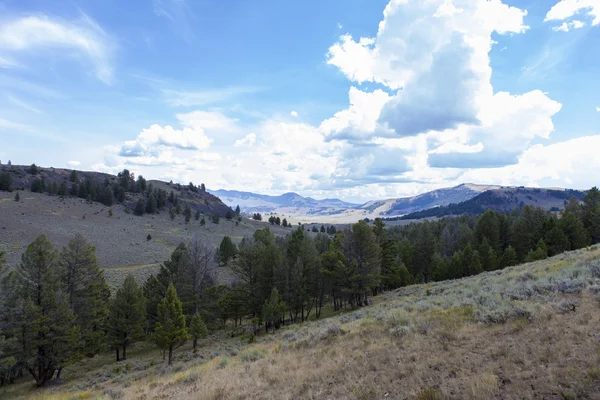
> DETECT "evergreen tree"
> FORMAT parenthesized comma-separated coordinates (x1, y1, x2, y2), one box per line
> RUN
(117, 186, 125, 203)
(525, 239, 548, 262)
(188, 313, 208, 352)
(195, 210, 201, 221)
(153, 284, 188, 365)
(235, 205, 241, 217)
(58, 182, 67, 196)
(102, 185, 114, 206)
(200, 217, 206, 226)
(14, 235, 82, 386)
(225, 209, 233, 220)
(282, 218, 288, 227)
(479, 238, 497, 271)
(184, 204, 192, 223)
(107, 275, 146, 361)
(218, 236, 237, 265)
(70, 169, 78, 183)
(60, 235, 111, 357)
(581, 187, 600, 243)
(262, 288, 285, 333)
(14, 191, 19, 202)
(134, 198, 145, 216)
(169, 207, 175, 220)
(500, 246, 518, 268)
(146, 194, 157, 214)
(0, 172, 12, 192)
(559, 212, 589, 250)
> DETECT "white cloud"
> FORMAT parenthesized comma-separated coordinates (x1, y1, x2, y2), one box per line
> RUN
(326, 0, 529, 137)
(552, 20, 586, 31)
(459, 135, 600, 189)
(290, 111, 298, 117)
(0, 14, 115, 83)
(234, 133, 256, 147)
(320, 87, 391, 141)
(596, 106, 600, 112)
(545, 0, 600, 26)
(67, 160, 81, 167)
(117, 111, 234, 158)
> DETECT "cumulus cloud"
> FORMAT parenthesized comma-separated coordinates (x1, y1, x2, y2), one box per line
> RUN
(67, 160, 81, 167)
(290, 111, 298, 117)
(320, 87, 391, 142)
(0, 14, 115, 83)
(552, 20, 585, 31)
(545, 0, 600, 26)
(326, 0, 529, 136)
(116, 111, 232, 158)
(234, 133, 256, 147)
(596, 106, 600, 112)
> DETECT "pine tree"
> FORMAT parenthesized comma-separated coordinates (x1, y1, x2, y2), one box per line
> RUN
(582, 187, 600, 243)
(134, 198, 145, 216)
(146, 193, 157, 214)
(235, 205, 241, 217)
(60, 235, 111, 357)
(184, 204, 192, 223)
(107, 275, 146, 361)
(188, 313, 208, 352)
(262, 288, 286, 333)
(58, 182, 67, 196)
(218, 236, 237, 265)
(102, 186, 114, 206)
(195, 210, 201, 221)
(14, 235, 82, 386)
(153, 284, 188, 365)
(14, 191, 19, 201)
(70, 169, 78, 183)
(500, 246, 518, 268)
(200, 217, 206, 226)
(169, 207, 175, 220)
(0, 172, 13, 191)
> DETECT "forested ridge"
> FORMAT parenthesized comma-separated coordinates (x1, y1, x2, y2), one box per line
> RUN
(0, 186, 599, 387)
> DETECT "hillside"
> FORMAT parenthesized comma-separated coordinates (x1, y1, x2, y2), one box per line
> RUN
(1, 164, 232, 217)
(396, 186, 587, 220)
(3, 245, 599, 399)
(0, 165, 294, 289)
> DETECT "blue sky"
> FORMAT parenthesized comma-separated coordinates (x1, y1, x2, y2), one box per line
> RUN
(0, 0, 599, 202)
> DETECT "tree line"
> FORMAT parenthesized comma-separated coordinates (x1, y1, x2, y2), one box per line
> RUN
(1, 186, 598, 387)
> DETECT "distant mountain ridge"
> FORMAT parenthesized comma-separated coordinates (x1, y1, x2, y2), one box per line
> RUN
(395, 186, 587, 220)
(209, 188, 359, 213)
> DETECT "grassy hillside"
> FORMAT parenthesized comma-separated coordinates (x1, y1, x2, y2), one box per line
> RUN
(0, 190, 291, 290)
(3, 246, 599, 399)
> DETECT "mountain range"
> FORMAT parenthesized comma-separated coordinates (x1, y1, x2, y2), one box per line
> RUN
(210, 183, 586, 224)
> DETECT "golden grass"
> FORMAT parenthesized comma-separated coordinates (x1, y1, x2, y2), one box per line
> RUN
(3, 247, 600, 400)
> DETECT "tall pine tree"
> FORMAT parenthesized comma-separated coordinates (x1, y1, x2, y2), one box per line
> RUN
(153, 284, 188, 365)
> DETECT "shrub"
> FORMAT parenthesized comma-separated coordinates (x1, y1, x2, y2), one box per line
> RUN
(240, 349, 265, 362)
(417, 388, 441, 400)
(218, 357, 229, 369)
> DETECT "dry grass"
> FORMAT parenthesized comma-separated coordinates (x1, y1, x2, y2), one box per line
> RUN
(3, 247, 600, 400)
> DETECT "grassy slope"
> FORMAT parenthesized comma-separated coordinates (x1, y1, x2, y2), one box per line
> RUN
(4, 246, 600, 400)
(0, 191, 292, 290)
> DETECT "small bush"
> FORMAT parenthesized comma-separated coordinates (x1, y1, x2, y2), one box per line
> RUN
(182, 370, 200, 384)
(103, 388, 124, 399)
(240, 349, 265, 362)
(417, 387, 441, 400)
(218, 357, 229, 369)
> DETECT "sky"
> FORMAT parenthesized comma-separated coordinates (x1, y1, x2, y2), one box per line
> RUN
(0, 0, 599, 203)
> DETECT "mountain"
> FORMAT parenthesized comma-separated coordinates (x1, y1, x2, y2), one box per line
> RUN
(210, 184, 492, 223)
(209, 189, 359, 214)
(395, 186, 587, 220)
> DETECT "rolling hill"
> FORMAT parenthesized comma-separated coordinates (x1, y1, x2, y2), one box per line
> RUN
(396, 186, 587, 220)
